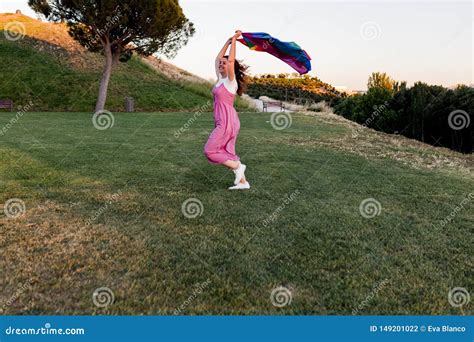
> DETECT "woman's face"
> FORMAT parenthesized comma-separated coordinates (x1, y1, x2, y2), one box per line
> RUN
(218, 57, 228, 75)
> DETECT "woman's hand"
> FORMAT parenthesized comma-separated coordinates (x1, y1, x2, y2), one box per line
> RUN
(232, 30, 242, 39)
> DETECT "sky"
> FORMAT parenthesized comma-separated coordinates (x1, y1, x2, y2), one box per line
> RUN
(1, 0, 472, 90)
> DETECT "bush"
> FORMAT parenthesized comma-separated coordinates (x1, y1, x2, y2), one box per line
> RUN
(332, 74, 473, 153)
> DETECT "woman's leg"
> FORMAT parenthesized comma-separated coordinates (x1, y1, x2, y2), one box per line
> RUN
(222, 160, 247, 184)
(222, 159, 239, 169)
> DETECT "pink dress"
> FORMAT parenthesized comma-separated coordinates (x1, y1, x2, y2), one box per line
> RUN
(203, 76, 240, 164)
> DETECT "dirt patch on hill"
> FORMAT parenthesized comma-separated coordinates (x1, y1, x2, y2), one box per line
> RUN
(142, 56, 211, 84)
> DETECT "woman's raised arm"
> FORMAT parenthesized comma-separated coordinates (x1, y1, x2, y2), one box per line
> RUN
(227, 30, 242, 81)
(215, 38, 231, 78)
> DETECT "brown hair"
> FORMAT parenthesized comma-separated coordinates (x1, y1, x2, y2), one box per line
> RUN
(224, 56, 249, 96)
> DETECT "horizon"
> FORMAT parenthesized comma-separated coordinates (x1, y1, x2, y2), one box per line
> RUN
(1, 0, 472, 90)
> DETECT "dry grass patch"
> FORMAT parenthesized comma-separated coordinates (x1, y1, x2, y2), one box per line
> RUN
(0, 199, 154, 314)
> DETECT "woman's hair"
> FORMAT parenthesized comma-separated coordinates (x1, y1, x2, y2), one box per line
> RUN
(224, 56, 249, 96)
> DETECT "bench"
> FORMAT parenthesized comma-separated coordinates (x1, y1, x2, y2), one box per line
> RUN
(0, 99, 13, 111)
(262, 101, 285, 112)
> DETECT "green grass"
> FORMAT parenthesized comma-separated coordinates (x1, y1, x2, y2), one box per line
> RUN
(0, 34, 221, 112)
(0, 111, 472, 315)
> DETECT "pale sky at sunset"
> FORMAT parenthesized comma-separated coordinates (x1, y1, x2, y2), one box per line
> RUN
(2, 0, 472, 90)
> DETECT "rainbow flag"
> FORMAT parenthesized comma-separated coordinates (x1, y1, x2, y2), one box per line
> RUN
(238, 32, 312, 75)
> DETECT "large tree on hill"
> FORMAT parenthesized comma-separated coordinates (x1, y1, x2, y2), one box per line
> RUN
(28, 0, 194, 112)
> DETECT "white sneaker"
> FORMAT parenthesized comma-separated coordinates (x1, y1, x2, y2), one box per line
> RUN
(233, 163, 246, 185)
(228, 181, 250, 190)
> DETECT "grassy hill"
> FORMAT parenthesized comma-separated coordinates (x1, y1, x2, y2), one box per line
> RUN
(0, 109, 472, 315)
(0, 13, 250, 112)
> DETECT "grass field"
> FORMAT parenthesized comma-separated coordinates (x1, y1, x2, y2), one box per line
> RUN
(0, 110, 472, 315)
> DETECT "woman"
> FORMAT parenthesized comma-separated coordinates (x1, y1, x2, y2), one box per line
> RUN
(204, 30, 250, 190)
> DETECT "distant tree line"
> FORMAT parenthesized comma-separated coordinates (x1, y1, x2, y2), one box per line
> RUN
(333, 72, 473, 153)
(247, 73, 343, 105)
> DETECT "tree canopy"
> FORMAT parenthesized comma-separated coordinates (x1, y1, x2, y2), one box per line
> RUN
(29, 0, 195, 111)
(367, 72, 396, 92)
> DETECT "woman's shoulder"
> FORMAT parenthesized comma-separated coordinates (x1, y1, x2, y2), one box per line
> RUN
(225, 78, 238, 94)
(224, 77, 237, 86)
(216, 76, 237, 94)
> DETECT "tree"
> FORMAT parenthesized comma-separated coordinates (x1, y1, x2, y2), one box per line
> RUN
(367, 72, 396, 92)
(29, 0, 194, 112)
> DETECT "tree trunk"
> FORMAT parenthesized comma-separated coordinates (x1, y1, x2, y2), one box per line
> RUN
(95, 39, 114, 113)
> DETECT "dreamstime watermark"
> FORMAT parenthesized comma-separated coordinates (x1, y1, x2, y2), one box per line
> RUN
(92, 110, 115, 130)
(174, 100, 212, 138)
(173, 278, 212, 314)
(270, 112, 292, 130)
(3, 21, 26, 41)
(360, 21, 381, 41)
(261, 35, 307, 65)
(1, 279, 34, 313)
(92, 287, 114, 308)
(351, 101, 390, 138)
(431, 192, 473, 230)
(448, 287, 470, 308)
(261, 36, 275, 50)
(4, 323, 85, 336)
(270, 286, 292, 308)
(0, 100, 34, 136)
(84, 4, 129, 50)
(448, 109, 470, 130)
(359, 198, 382, 218)
(85, 190, 122, 226)
(181, 198, 204, 218)
(3, 198, 26, 219)
(352, 279, 390, 315)
(262, 190, 300, 227)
